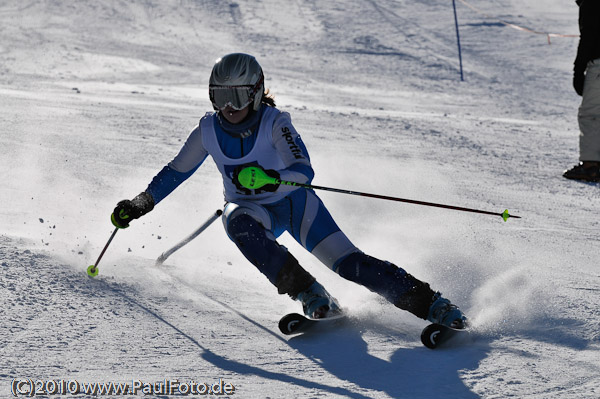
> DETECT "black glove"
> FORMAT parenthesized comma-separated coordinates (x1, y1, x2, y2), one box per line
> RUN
(232, 164, 280, 193)
(111, 191, 155, 228)
(573, 69, 585, 96)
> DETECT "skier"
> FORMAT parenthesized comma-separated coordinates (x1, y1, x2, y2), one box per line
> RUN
(111, 53, 467, 328)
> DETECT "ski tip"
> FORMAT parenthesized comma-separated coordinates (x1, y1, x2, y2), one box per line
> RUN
(420, 323, 470, 349)
(87, 265, 99, 277)
(278, 312, 347, 335)
(278, 313, 305, 335)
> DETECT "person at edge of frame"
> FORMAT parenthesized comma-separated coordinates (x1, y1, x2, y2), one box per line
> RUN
(564, 0, 600, 182)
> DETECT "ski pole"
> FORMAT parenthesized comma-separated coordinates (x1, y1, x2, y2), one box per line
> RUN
(87, 227, 119, 277)
(155, 209, 223, 266)
(238, 167, 521, 222)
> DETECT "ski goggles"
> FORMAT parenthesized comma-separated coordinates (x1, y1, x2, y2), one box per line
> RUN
(209, 75, 264, 110)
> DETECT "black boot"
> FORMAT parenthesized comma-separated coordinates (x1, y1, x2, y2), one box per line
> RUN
(563, 161, 600, 182)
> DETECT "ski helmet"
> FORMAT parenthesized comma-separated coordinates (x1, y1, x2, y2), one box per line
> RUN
(209, 53, 264, 111)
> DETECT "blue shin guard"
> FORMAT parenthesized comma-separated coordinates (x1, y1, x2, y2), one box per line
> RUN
(335, 252, 435, 319)
(226, 213, 315, 297)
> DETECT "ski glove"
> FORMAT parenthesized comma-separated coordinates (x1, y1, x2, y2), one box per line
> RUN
(232, 164, 280, 193)
(111, 191, 155, 229)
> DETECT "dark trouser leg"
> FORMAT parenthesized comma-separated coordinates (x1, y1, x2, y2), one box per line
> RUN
(336, 252, 436, 320)
(227, 213, 315, 298)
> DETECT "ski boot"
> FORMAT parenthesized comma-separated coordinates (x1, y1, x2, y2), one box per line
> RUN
(427, 292, 467, 329)
(563, 161, 600, 182)
(296, 281, 341, 319)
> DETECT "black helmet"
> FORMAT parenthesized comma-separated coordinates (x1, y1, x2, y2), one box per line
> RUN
(209, 53, 264, 111)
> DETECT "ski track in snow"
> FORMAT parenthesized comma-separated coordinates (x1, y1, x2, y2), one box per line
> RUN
(1, 0, 599, 398)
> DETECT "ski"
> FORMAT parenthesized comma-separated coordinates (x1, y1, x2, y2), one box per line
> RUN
(420, 323, 468, 349)
(278, 312, 347, 335)
(279, 313, 469, 348)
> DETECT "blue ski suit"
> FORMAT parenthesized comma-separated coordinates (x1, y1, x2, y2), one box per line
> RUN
(145, 104, 435, 319)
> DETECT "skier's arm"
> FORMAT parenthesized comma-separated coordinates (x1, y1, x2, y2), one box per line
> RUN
(271, 112, 314, 190)
(146, 125, 208, 204)
(111, 125, 208, 228)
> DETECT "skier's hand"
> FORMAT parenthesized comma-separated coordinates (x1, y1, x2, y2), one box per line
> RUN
(111, 191, 155, 228)
(573, 70, 585, 96)
(232, 164, 280, 193)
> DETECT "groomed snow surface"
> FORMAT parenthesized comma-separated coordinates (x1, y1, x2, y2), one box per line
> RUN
(1, 0, 599, 398)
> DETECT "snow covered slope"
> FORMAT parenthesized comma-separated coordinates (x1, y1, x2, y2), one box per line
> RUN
(1, 0, 598, 398)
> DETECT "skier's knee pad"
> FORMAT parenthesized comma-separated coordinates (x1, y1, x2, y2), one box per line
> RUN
(223, 201, 272, 241)
(335, 251, 435, 319)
